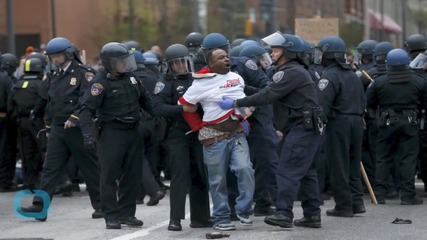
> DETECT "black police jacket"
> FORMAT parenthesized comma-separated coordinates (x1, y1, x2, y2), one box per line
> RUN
(366, 68, 427, 113)
(236, 61, 321, 133)
(134, 67, 160, 95)
(43, 60, 96, 126)
(231, 56, 273, 127)
(7, 74, 46, 118)
(79, 69, 153, 135)
(0, 70, 13, 113)
(317, 63, 366, 120)
(151, 73, 199, 131)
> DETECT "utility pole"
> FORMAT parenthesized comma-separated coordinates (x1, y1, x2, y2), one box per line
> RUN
(6, 0, 16, 55)
(379, 0, 384, 41)
(50, 0, 56, 38)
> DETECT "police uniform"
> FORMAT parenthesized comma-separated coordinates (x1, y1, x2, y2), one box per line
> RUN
(26, 60, 101, 216)
(79, 68, 153, 223)
(7, 73, 46, 188)
(366, 68, 427, 203)
(317, 62, 366, 216)
(151, 72, 211, 228)
(0, 70, 14, 191)
(235, 61, 322, 223)
(230, 56, 279, 214)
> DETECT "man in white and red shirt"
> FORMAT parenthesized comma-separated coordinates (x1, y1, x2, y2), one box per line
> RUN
(179, 48, 255, 231)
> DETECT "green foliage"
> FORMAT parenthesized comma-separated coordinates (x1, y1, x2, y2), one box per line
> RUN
(411, 9, 427, 33)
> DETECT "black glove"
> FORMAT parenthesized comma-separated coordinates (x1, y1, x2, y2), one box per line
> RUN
(83, 134, 96, 151)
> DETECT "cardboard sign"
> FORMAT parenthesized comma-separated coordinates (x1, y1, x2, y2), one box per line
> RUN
(295, 18, 339, 44)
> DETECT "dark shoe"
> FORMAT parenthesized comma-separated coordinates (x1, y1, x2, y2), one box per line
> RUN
(376, 198, 385, 204)
(168, 220, 182, 231)
(54, 180, 73, 195)
(71, 183, 80, 192)
(353, 205, 366, 214)
(135, 199, 144, 205)
(326, 208, 353, 218)
(106, 220, 121, 229)
(61, 190, 72, 197)
(294, 215, 321, 228)
(254, 207, 275, 216)
(19, 205, 47, 221)
(264, 213, 293, 228)
(237, 213, 253, 226)
(146, 191, 165, 206)
(385, 190, 398, 199)
(401, 197, 423, 205)
(0, 185, 17, 192)
(190, 219, 214, 228)
(119, 217, 143, 227)
(92, 209, 103, 219)
(230, 212, 239, 221)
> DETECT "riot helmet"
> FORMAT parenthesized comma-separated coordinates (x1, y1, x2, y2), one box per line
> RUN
(27, 52, 48, 67)
(122, 40, 143, 52)
(1, 53, 19, 75)
(100, 42, 137, 74)
(356, 40, 378, 65)
(45, 37, 74, 58)
(261, 32, 304, 65)
(133, 50, 145, 69)
(23, 58, 45, 76)
(231, 38, 246, 48)
(142, 51, 160, 65)
(201, 33, 229, 52)
(386, 48, 410, 67)
(302, 40, 315, 63)
(239, 45, 272, 69)
(164, 44, 194, 76)
(240, 40, 259, 48)
(314, 36, 346, 65)
(230, 45, 244, 57)
(405, 34, 427, 52)
(185, 32, 204, 48)
(373, 42, 394, 66)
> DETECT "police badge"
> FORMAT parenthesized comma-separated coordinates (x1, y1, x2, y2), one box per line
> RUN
(70, 78, 77, 85)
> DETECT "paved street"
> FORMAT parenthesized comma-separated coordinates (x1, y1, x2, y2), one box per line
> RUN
(1, 182, 426, 240)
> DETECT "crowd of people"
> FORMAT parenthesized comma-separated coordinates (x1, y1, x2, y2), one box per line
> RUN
(1, 30, 427, 231)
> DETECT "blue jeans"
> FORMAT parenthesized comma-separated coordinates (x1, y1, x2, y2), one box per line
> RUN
(203, 133, 255, 224)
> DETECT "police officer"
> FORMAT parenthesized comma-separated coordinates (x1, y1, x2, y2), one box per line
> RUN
(122, 40, 144, 52)
(407, 37, 427, 194)
(19, 37, 102, 221)
(132, 50, 165, 206)
(220, 32, 323, 228)
(359, 42, 395, 197)
(315, 36, 366, 217)
(185, 32, 204, 58)
(366, 49, 427, 205)
(0, 52, 15, 192)
(79, 42, 152, 229)
(7, 56, 47, 189)
(200, 32, 278, 218)
(355, 40, 378, 71)
(151, 44, 211, 231)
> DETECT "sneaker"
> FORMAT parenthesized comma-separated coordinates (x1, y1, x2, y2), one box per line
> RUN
(237, 213, 253, 226)
(213, 222, 236, 231)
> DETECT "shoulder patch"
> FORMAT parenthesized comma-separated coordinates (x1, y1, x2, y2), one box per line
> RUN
(192, 73, 217, 79)
(154, 82, 165, 94)
(245, 59, 258, 71)
(85, 72, 94, 82)
(272, 71, 284, 83)
(318, 79, 329, 91)
(130, 76, 137, 84)
(91, 83, 104, 96)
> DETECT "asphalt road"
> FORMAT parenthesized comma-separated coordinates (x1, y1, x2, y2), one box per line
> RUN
(1, 181, 426, 240)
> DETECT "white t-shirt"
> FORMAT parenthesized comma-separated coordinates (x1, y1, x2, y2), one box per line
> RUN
(182, 71, 246, 123)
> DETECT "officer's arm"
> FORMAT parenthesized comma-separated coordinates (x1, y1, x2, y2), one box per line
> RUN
(241, 58, 269, 88)
(365, 81, 378, 111)
(420, 79, 427, 111)
(151, 83, 184, 118)
(138, 81, 154, 116)
(42, 76, 52, 128)
(33, 81, 48, 118)
(79, 76, 105, 136)
(236, 71, 300, 107)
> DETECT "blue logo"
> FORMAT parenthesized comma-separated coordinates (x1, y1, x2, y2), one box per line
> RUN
(13, 189, 51, 219)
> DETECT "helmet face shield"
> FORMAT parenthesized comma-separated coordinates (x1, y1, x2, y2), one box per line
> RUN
(257, 52, 273, 68)
(314, 48, 324, 64)
(409, 52, 427, 69)
(111, 52, 137, 73)
(261, 32, 287, 47)
(167, 56, 194, 76)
